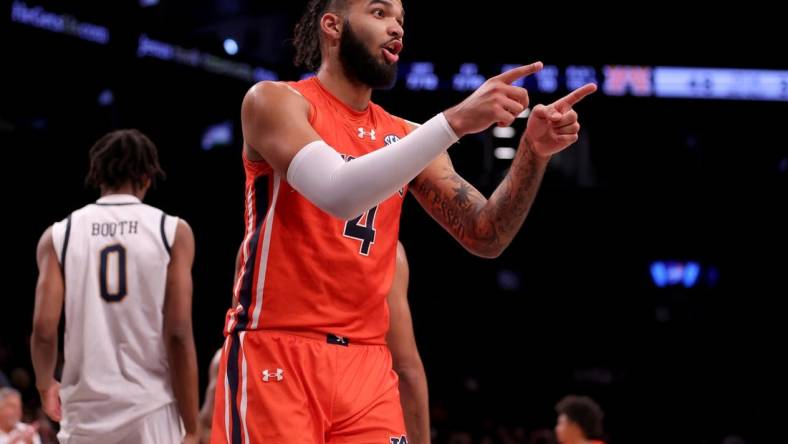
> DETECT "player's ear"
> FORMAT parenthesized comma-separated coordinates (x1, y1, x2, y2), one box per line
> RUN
(320, 12, 343, 43)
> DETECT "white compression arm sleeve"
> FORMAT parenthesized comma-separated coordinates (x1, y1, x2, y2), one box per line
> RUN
(286, 113, 458, 220)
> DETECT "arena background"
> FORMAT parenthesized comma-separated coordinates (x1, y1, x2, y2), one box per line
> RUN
(2, 1, 786, 442)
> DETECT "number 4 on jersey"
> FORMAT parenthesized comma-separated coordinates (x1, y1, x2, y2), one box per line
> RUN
(343, 206, 377, 256)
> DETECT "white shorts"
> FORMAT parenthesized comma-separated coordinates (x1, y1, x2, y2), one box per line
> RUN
(58, 403, 183, 444)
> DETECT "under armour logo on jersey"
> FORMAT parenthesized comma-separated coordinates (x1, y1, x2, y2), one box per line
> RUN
(390, 436, 408, 444)
(358, 127, 376, 140)
(262, 368, 283, 382)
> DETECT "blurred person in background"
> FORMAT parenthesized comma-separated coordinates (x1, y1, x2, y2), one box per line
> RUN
(554, 395, 605, 444)
(0, 387, 41, 444)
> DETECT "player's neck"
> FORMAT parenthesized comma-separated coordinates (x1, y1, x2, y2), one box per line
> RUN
(101, 185, 144, 201)
(316, 63, 372, 112)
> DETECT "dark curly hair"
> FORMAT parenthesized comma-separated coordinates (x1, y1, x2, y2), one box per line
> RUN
(85, 129, 165, 192)
(555, 395, 605, 439)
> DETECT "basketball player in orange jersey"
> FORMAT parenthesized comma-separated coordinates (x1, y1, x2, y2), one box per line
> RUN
(211, 0, 596, 442)
(204, 242, 429, 444)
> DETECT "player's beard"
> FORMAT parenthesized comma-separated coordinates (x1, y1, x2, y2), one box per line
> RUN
(339, 20, 398, 90)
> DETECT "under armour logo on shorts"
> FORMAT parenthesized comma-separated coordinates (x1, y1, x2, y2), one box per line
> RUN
(262, 368, 283, 382)
(327, 334, 350, 346)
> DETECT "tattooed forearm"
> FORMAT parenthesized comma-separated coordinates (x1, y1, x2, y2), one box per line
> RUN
(414, 174, 477, 240)
(412, 167, 495, 253)
(413, 140, 549, 257)
(481, 139, 546, 249)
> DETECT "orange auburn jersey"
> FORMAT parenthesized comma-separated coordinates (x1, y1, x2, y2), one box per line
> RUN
(224, 77, 411, 345)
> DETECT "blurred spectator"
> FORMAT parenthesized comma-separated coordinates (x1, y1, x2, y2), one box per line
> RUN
(0, 387, 41, 444)
(554, 395, 605, 444)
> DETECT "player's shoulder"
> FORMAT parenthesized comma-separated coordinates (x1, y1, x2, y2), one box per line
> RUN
(245, 80, 309, 108)
(51, 203, 92, 233)
(133, 202, 167, 218)
(170, 218, 194, 252)
(175, 218, 192, 236)
(242, 81, 312, 129)
(37, 224, 54, 254)
(69, 201, 99, 217)
(142, 205, 189, 231)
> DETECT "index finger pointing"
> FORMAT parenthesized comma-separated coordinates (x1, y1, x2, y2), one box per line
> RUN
(494, 61, 543, 85)
(554, 83, 597, 111)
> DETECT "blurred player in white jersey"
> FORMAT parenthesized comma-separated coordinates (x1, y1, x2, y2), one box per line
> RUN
(31, 129, 200, 444)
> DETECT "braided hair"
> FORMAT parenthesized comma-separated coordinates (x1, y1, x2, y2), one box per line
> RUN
(293, 0, 348, 71)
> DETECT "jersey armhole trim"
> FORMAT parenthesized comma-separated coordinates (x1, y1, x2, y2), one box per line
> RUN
(60, 213, 72, 272)
(160, 213, 171, 257)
